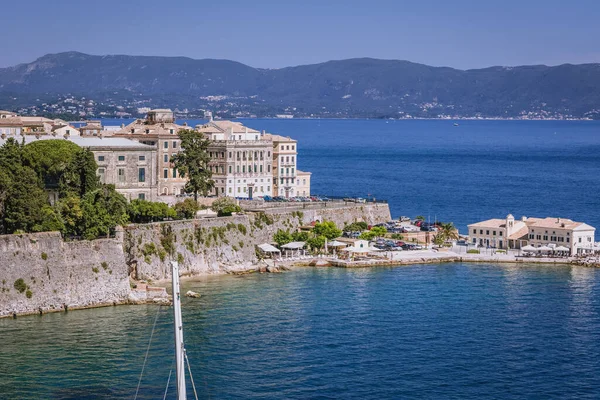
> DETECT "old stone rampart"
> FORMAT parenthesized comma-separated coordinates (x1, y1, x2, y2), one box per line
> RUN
(0, 232, 129, 318)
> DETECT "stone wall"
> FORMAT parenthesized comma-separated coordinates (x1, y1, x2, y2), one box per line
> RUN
(0, 232, 129, 318)
(125, 203, 391, 280)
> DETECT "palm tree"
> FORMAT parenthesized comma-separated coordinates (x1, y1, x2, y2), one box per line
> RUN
(439, 222, 459, 242)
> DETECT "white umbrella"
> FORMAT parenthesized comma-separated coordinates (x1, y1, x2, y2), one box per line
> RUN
(554, 246, 570, 252)
(328, 240, 348, 247)
(537, 245, 552, 252)
(522, 245, 537, 251)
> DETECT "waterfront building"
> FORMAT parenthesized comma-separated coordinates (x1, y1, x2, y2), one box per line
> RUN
(112, 109, 187, 197)
(195, 120, 273, 198)
(0, 116, 23, 136)
(296, 170, 311, 197)
(79, 120, 104, 136)
(51, 123, 80, 137)
(468, 214, 596, 254)
(263, 133, 299, 198)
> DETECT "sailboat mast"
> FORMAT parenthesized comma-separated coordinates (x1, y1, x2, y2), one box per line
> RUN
(171, 261, 187, 400)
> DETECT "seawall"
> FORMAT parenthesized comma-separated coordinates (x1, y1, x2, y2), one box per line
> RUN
(126, 203, 392, 280)
(0, 203, 391, 316)
(0, 232, 130, 318)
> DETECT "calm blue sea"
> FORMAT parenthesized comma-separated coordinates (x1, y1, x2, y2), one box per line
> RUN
(1, 265, 599, 399)
(104, 118, 600, 235)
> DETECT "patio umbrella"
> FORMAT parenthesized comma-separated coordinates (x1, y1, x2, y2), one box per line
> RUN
(328, 240, 348, 247)
(521, 245, 537, 251)
(554, 246, 570, 252)
(537, 245, 552, 252)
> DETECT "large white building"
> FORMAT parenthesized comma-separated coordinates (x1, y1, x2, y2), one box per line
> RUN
(468, 214, 596, 254)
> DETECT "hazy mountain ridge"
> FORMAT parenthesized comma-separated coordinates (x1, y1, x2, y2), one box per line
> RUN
(1, 52, 600, 118)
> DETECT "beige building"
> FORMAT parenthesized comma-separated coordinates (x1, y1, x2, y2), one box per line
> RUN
(196, 120, 273, 198)
(264, 133, 300, 197)
(296, 170, 311, 197)
(113, 109, 188, 197)
(468, 214, 596, 254)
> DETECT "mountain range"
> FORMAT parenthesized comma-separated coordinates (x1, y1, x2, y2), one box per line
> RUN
(1, 51, 600, 119)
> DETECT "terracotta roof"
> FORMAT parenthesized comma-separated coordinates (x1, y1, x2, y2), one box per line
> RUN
(468, 219, 506, 228)
(508, 226, 529, 240)
(0, 117, 23, 127)
(199, 120, 260, 134)
(263, 133, 297, 143)
(524, 217, 591, 231)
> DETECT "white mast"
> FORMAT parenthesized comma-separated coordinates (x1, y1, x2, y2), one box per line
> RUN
(171, 261, 187, 400)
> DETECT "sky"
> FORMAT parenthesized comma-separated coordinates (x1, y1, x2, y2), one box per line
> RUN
(1, 0, 599, 70)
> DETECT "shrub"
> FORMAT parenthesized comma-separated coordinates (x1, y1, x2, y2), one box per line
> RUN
(237, 224, 247, 235)
(343, 222, 368, 232)
(142, 243, 157, 256)
(160, 225, 176, 255)
(177, 252, 184, 264)
(101, 262, 108, 270)
(26, 289, 33, 299)
(14, 279, 27, 293)
(467, 249, 480, 254)
(41, 252, 48, 260)
(92, 267, 99, 273)
(173, 198, 200, 220)
(211, 197, 242, 217)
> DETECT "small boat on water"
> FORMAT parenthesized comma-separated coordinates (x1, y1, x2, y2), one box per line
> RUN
(453, 123, 459, 127)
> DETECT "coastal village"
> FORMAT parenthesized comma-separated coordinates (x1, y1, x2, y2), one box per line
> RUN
(0, 107, 599, 318)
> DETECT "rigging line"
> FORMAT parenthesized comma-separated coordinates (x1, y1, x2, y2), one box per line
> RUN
(185, 349, 200, 400)
(133, 305, 162, 400)
(162, 369, 172, 400)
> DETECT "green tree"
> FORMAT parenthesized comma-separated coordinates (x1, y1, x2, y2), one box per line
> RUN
(312, 220, 342, 240)
(59, 148, 100, 198)
(343, 221, 368, 232)
(2, 167, 50, 234)
(291, 231, 309, 242)
(80, 185, 129, 240)
(273, 229, 293, 247)
(32, 205, 65, 233)
(306, 235, 326, 252)
(415, 215, 425, 221)
(173, 198, 200, 220)
(57, 196, 84, 237)
(359, 226, 387, 241)
(128, 199, 177, 223)
(432, 234, 445, 246)
(22, 140, 81, 189)
(211, 197, 241, 217)
(439, 222, 459, 242)
(171, 129, 214, 201)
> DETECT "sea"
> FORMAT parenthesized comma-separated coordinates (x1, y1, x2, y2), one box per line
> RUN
(1, 119, 600, 399)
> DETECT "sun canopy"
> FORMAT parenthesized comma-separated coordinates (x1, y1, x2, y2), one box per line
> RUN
(328, 240, 348, 247)
(521, 245, 537, 251)
(537, 245, 552, 251)
(554, 246, 570, 252)
(258, 243, 280, 253)
(281, 241, 305, 250)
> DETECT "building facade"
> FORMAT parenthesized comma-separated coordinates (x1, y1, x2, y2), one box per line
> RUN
(196, 120, 273, 198)
(264, 133, 299, 197)
(468, 214, 596, 254)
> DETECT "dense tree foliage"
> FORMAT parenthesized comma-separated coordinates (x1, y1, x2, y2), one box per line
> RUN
(173, 198, 200, 220)
(128, 199, 176, 223)
(211, 197, 241, 217)
(273, 229, 293, 247)
(21, 140, 81, 189)
(59, 148, 100, 198)
(312, 220, 342, 240)
(359, 226, 387, 240)
(171, 129, 214, 201)
(343, 221, 368, 232)
(79, 185, 129, 240)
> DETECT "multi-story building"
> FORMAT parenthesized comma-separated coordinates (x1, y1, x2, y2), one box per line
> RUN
(468, 214, 596, 254)
(296, 170, 311, 197)
(113, 109, 187, 197)
(195, 120, 273, 198)
(264, 133, 299, 197)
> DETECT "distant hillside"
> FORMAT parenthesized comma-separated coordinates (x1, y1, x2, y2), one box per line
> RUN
(1, 52, 600, 119)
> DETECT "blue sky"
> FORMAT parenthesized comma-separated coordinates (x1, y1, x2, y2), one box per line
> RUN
(1, 0, 598, 69)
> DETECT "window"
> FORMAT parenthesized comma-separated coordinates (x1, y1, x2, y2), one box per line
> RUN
(145, 129, 150, 134)
(267, 186, 270, 192)
(173, 141, 177, 148)
(267, 165, 271, 172)
(281, 168, 284, 175)
(291, 167, 295, 175)
(139, 155, 145, 161)
(292, 156, 295, 162)
(292, 145, 295, 150)
(493, 231, 496, 236)
(486, 230, 489, 235)
(543, 235, 548, 240)
(164, 169, 168, 179)
(229, 188, 232, 193)
(138, 193, 145, 200)
(242, 166, 246, 173)
(229, 165, 232, 173)
(173, 168, 177, 178)
(480, 230, 483, 234)
(529, 234, 534, 239)
(260, 165, 263, 173)
(164, 154, 169, 163)
(267, 151, 271, 157)
(164, 142, 168, 149)
(118, 168, 125, 183)
(237, 187, 240, 193)
(499, 232, 503, 236)
(567, 238, 570, 243)
(98, 156, 105, 162)
(118, 155, 125, 161)
(579, 237, 582, 243)
(229, 152, 232, 158)
(237, 166, 240, 173)
(138, 168, 146, 183)
(537, 235, 541, 240)
(170, 129, 174, 134)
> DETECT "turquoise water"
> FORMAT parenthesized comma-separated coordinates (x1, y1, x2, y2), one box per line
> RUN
(1, 264, 600, 399)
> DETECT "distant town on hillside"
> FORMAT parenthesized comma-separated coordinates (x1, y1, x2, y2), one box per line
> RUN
(1, 52, 600, 120)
